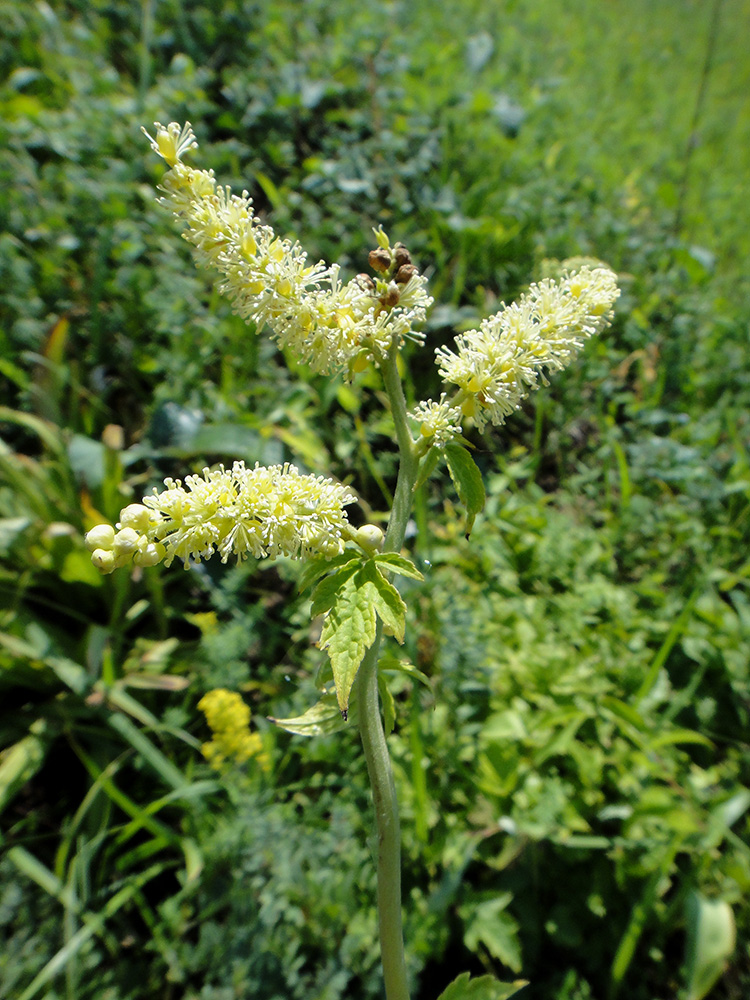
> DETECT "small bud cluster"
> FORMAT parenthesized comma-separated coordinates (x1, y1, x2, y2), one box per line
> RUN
(366, 235, 423, 315)
(198, 689, 269, 771)
(143, 123, 432, 376)
(85, 462, 357, 574)
(84, 511, 165, 574)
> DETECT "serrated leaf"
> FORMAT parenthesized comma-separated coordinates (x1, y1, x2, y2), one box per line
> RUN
(374, 551, 425, 581)
(311, 557, 363, 616)
(319, 571, 378, 712)
(297, 550, 361, 593)
(436, 971, 528, 1000)
(462, 895, 522, 973)
(359, 561, 407, 642)
(444, 442, 486, 536)
(269, 691, 349, 736)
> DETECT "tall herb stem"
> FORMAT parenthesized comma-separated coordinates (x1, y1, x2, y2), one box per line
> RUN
(355, 339, 419, 1000)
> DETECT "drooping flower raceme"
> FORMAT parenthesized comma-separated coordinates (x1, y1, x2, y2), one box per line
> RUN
(436, 266, 620, 430)
(142, 122, 432, 375)
(85, 461, 357, 573)
(198, 688, 269, 771)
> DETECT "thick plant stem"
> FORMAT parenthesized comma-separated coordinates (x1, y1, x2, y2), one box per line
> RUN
(355, 341, 419, 1000)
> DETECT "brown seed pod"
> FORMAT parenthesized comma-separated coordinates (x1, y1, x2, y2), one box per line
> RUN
(355, 273, 376, 291)
(394, 263, 417, 285)
(368, 248, 391, 273)
(392, 243, 412, 269)
(382, 281, 400, 308)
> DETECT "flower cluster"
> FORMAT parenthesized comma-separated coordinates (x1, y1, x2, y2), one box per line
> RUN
(435, 266, 620, 430)
(143, 122, 432, 375)
(198, 688, 268, 771)
(410, 394, 463, 447)
(85, 461, 357, 573)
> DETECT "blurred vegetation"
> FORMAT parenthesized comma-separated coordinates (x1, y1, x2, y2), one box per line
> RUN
(1, 1, 749, 999)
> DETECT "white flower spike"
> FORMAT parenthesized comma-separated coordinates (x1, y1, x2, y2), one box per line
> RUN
(436, 266, 620, 430)
(86, 462, 357, 573)
(144, 122, 432, 376)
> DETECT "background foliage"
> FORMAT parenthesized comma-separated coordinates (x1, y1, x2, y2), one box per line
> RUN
(1, 1, 749, 998)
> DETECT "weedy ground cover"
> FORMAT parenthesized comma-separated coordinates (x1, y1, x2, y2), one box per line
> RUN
(1, 1, 749, 999)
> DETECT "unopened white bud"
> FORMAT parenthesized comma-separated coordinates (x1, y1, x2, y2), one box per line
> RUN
(119, 504, 153, 533)
(133, 541, 166, 567)
(112, 527, 141, 557)
(85, 524, 115, 552)
(355, 524, 385, 553)
(91, 548, 116, 574)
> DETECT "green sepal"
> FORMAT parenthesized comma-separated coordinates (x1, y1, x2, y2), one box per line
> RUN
(435, 972, 528, 1000)
(374, 551, 425, 581)
(444, 442, 486, 537)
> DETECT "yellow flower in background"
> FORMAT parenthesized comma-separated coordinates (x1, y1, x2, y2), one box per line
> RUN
(198, 689, 269, 772)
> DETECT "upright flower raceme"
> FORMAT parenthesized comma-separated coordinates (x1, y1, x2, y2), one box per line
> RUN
(434, 266, 620, 430)
(142, 122, 432, 375)
(85, 461, 357, 573)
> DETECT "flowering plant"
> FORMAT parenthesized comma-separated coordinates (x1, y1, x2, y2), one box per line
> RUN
(86, 121, 620, 1000)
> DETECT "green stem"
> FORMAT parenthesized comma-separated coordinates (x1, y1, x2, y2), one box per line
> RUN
(355, 340, 418, 1000)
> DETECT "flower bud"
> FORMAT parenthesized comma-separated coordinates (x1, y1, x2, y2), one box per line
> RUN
(112, 527, 141, 557)
(85, 524, 115, 552)
(368, 248, 391, 273)
(133, 541, 166, 567)
(394, 263, 417, 285)
(355, 524, 385, 553)
(91, 548, 116, 574)
(118, 503, 153, 533)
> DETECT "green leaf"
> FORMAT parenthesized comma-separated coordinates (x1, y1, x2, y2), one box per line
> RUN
(415, 446, 441, 490)
(436, 971, 528, 1000)
(379, 653, 432, 691)
(684, 892, 735, 1000)
(310, 557, 363, 616)
(360, 561, 407, 643)
(444, 442, 486, 536)
(462, 894, 523, 973)
(378, 671, 396, 736)
(374, 551, 425, 581)
(297, 549, 361, 594)
(0, 720, 54, 816)
(319, 570, 378, 712)
(269, 690, 350, 736)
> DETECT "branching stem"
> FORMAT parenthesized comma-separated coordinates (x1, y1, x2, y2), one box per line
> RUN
(355, 339, 418, 1000)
